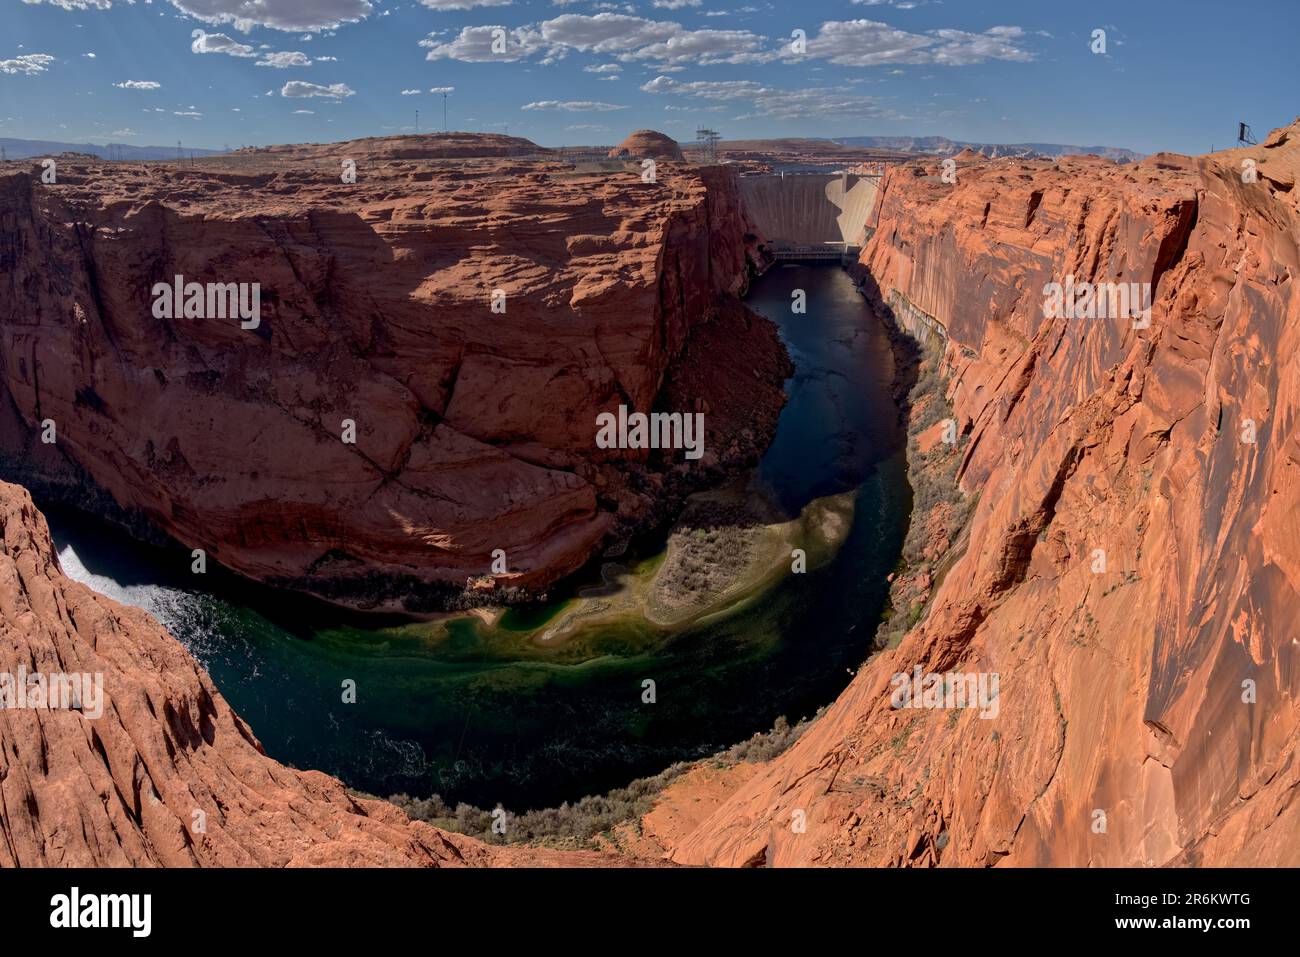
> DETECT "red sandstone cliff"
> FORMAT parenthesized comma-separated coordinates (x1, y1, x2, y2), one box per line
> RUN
(655, 121, 1300, 867)
(0, 136, 785, 610)
(0, 479, 623, 866)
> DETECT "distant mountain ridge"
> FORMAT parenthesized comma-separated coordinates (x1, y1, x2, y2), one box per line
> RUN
(833, 135, 1142, 163)
(0, 137, 222, 161)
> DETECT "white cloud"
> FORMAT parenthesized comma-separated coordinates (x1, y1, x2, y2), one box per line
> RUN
(803, 20, 1032, 67)
(0, 54, 55, 75)
(421, 25, 542, 62)
(256, 51, 312, 67)
(419, 0, 511, 8)
(541, 14, 706, 59)
(174, 110, 203, 117)
(20, 0, 111, 9)
(429, 85, 455, 93)
(641, 75, 764, 99)
(114, 80, 162, 89)
(292, 109, 315, 114)
(83, 52, 97, 59)
(927, 25, 1032, 65)
(169, 0, 373, 33)
(421, 12, 1032, 69)
(539, 14, 773, 65)
(521, 99, 626, 111)
(190, 29, 256, 57)
(621, 27, 773, 65)
(280, 80, 355, 97)
(583, 62, 621, 73)
(652, 0, 700, 8)
(401, 88, 422, 95)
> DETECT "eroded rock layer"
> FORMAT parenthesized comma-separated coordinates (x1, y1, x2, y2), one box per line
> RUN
(661, 120, 1300, 867)
(0, 136, 784, 609)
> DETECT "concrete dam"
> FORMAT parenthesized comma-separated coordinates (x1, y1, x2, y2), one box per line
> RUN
(739, 172, 880, 263)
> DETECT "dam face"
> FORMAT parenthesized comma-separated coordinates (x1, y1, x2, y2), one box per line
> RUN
(738, 172, 880, 262)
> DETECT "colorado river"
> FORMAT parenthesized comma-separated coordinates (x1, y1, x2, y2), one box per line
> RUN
(44, 264, 910, 810)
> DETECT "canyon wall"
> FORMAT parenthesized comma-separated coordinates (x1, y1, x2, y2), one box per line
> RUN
(0, 141, 786, 610)
(0, 479, 621, 866)
(661, 121, 1300, 866)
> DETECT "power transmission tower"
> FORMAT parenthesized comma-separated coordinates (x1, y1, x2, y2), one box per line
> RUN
(695, 128, 720, 164)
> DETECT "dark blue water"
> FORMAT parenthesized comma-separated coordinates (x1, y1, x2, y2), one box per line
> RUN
(45, 264, 910, 810)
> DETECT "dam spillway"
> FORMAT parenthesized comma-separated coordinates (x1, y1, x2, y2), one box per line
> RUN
(738, 171, 880, 263)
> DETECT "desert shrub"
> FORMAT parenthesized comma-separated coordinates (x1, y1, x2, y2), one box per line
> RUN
(377, 712, 822, 849)
(874, 345, 974, 647)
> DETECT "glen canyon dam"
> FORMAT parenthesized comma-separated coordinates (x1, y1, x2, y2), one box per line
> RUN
(0, 0, 1296, 941)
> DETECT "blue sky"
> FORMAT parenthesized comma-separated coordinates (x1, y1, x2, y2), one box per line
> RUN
(2, 0, 1296, 153)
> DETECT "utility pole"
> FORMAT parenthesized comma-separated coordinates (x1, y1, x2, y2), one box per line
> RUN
(415, 109, 419, 134)
(442, 91, 449, 133)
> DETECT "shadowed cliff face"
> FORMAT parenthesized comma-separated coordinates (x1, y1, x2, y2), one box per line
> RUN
(659, 120, 1300, 867)
(0, 141, 786, 611)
